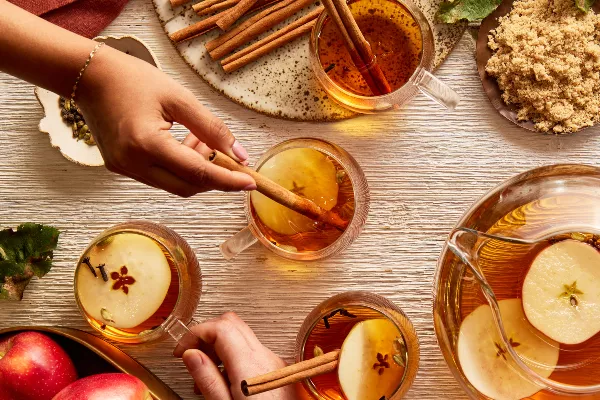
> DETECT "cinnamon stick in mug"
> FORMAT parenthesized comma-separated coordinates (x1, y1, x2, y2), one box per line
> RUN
(209, 150, 349, 231)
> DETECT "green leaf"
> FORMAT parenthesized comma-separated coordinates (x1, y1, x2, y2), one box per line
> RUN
(575, 0, 596, 12)
(0, 224, 59, 300)
(437, 0, 502, 23)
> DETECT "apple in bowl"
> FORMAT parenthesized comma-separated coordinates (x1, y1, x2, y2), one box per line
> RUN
(53, 373, 151, 400)
(0, 331, 78, 400)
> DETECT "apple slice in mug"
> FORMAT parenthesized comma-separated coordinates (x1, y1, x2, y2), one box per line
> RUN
(522, 239, 600, 345)
(337, 319, 406, 400)
(457, 299, 559, 400)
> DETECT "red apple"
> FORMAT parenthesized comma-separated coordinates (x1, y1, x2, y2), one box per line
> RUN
(53, 373, 152, 400)
(0, 331, 77, 400)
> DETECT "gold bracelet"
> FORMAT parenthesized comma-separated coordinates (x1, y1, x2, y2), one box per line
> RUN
(71, 41, 105, 100)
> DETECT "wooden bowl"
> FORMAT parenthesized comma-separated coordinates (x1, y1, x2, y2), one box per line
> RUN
(0, 326, 181, 400)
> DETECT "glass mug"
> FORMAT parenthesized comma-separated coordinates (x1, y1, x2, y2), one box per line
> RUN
(74, 221, 202, 344)
(434, 164, 600, 398)
(309, 0, 459, 113)
(220, 138, 369, 261)
(295, 291, 420, 399)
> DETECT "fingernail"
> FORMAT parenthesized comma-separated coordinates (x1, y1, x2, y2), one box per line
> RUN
(232, 140, 249, 161)
(183, 350, 204, 371)
(243, 183, 257, 191)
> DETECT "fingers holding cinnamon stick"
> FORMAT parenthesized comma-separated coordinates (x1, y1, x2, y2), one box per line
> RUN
(209, 150, 349, 231)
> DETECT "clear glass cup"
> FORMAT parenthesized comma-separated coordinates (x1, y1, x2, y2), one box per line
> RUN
(434, 164, 600, 398)
(309, 0, 459, 113)
(74, 221, 202, 344)
(220, 138, 369, 261)
(295, 291, 420, 399)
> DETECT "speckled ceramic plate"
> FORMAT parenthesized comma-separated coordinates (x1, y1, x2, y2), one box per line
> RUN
(35, 35, 161, 167)
(153, 0, 466, 120)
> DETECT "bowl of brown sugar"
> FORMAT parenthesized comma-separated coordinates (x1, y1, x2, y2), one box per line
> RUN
(309, 0, 460, 113)
(477, 0, 600, 134)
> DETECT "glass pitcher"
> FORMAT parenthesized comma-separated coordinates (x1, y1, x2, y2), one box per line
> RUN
(434, 164, 600, 399)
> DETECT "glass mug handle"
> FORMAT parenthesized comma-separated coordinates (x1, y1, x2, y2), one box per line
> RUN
(220, 226, 258, 260)
(411, 67, 460, 110)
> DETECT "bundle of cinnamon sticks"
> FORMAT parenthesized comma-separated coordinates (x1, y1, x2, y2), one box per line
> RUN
(169, 0, 322, 72)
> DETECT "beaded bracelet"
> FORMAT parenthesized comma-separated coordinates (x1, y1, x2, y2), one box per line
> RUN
(71, 41, 105, 101)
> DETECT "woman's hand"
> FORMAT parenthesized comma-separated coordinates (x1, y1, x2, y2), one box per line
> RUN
(174, 312, 300, 400)
(76, 46, 256, 197)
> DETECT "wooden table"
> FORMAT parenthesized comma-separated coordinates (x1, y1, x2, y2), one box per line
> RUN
(1, 1, 599, 398)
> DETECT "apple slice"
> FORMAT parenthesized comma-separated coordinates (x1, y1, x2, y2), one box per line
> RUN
(251, 148, 339, 235)
(522, 239, 600, 345)
(337, 319, 406, 400)
(458, 299, 559, 400)
(76, 233, 172, 329)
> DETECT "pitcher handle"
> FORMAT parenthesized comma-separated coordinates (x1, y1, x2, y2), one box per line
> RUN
(412, 67, 460, 110)
(220, 226, 258, 260)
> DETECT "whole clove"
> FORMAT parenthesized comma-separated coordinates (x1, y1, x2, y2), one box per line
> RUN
(82, 256, 97, 277)
(96, 263, 108, 282)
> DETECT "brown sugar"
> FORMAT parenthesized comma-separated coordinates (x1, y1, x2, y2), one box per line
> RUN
(486, 0, 600, 133)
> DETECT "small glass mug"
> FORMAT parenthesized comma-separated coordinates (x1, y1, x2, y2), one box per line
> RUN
(295, 291, 420, 399)
(220, 138, 369, 261)
(74, 221, 202, 344)
(309, 0, 459, 113)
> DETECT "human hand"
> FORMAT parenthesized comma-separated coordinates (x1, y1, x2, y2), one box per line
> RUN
(173, 312, 300, 400)
(76, 46, 256, 197)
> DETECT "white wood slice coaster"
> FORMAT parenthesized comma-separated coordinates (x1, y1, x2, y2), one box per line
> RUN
(153, 0, 465, 120)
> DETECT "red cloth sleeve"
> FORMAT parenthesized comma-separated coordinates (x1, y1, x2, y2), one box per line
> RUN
(8, 0, 131, 38)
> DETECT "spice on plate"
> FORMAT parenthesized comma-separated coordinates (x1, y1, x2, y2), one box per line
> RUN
(486, 0, 600, 133)
(59, 97, 96, 145)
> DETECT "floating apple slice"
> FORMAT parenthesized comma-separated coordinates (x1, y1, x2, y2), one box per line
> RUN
(522, 239, 600, 345)
(76, 233, 172, 329)
(337, 319, 406, 400)
(251, 148, 339, 235)
(458, 299, 559, 400)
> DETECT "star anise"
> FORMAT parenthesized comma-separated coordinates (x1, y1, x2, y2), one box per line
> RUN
(111, 266, 136, 295)
(559, 281, 584, 307)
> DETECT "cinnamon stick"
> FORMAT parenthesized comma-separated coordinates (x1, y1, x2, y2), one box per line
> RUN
(221, 6, 322, 71)
(222, 16, 318, 72)
(329, 0, 391, 94)
(244, 360, 337, 396)
(171, 0, 191, 7)
(241, 350, 340, 396)
(169, 12, 223, 42)
(209, 151, 349, 231)
(193, 0, 237, 13)
(196, 0, 239, 15)
(208, 0, 316, 60)
(205, 0, 295, 52)
(171, 0, 280, 43)
(217, 0, 259, 30)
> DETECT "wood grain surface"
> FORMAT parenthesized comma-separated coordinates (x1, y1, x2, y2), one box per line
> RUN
(1, 1, 600, 399)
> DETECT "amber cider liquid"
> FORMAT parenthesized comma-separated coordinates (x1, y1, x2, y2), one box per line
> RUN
(251, 156, 355, 252)
(301, 306, 406, 400)
(80, 233, 180, 339)
(458, 195, 600, 395)
(317, 0, 422, 96)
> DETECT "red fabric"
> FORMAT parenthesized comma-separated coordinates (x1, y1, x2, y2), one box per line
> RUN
(9, 0, 130, 38)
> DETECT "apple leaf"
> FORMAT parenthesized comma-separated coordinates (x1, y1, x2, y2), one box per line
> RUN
(576, 0, 596, 12)
(0, 224, 60, 300)
(437, 0, 502, 22)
